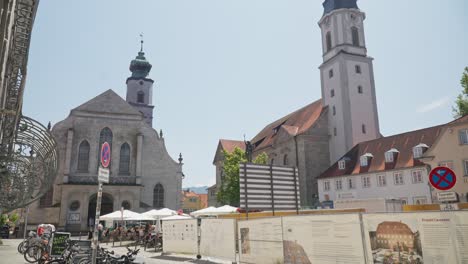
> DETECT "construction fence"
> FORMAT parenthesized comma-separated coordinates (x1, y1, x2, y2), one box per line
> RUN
(162, 211, 468, 264)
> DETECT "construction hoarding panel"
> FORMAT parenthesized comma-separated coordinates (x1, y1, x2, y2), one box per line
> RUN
(362, 211, 468, 264)
(238, 217, 284, 264)
(200, 219, 237, 262)
(162, 219, 198, 255)
(239, 163, 300, 212)
(281, 213, 366, 263)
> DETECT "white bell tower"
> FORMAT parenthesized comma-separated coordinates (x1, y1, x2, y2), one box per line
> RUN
(318, 0, 380, 163)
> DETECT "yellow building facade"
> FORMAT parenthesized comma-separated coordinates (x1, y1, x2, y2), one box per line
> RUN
(421, 116, 468, 203)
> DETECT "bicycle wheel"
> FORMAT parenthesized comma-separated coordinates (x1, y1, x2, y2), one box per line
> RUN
(24, 245, 44, 263)
(77, 257, 91, 264)
(17, 241, 24, 254)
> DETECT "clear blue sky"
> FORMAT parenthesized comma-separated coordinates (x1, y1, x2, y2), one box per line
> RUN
(23, 0, 468, 187)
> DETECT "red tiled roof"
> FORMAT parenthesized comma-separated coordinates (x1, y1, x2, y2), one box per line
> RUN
(251, 99, 324, 149)
(318, 124, 444, 179)
(446, 114, 468, 126)
(219, 139, 245, 153)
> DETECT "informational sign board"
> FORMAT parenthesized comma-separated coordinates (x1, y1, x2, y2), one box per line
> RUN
(50, 232, 71, 257)
(98, 167, 109, 183)
(437, 191, 458, 203)
(429, 166, 456, 190)
(362, 211, 468, 264)
(238, 217, 284, 264)
(282, 214, 366, 264)
(239, 163, 300, 212)
(162, 219, 198, 255)
(200, 219, 236, 262)
(100, 142, 111, 168)
(440, 203, 459, 211)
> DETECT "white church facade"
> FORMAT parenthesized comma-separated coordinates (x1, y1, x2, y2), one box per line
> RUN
(27, 46, 184, 232)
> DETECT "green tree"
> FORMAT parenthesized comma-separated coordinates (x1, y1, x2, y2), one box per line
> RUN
(453, 67, 468, 118)
(216, 148, 268, 206)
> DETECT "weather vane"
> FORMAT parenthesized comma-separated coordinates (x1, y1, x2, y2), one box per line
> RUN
(140, 33, 144, 52)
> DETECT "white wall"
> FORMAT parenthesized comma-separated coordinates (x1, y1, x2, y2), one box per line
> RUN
(318, 166, 432, 205)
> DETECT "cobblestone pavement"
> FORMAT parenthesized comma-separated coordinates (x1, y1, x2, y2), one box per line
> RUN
(0, 239, 229, 264)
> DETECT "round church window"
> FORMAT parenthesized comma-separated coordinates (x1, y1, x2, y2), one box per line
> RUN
(69, 201, 80, 211)
(122, 200, 131, 210)
(139, 81, 144, 85)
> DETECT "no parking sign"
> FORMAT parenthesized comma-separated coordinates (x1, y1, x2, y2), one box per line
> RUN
(429, 166, 456, 191)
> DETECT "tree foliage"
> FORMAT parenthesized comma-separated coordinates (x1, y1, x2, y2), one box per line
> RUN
(453, 67, 468, 118)
(216, 147, 268, 206)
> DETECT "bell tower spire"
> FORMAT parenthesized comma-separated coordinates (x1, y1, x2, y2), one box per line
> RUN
(126, 36, 155, 127)
(318, 0, 381, 163)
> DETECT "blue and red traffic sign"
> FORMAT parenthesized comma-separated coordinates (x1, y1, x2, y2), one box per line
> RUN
(100, 142, 111, 168)
(429, 166, 456, 191)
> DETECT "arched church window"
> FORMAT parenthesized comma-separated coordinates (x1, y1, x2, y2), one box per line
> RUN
(362, 124, 367, 134)
(99, 127, 113, 167)
(332, 105, 336, 116)
(358, 86, 363, 94)
(351, 27, 359, 46)
(330, 89, 335, 97)
(77, 140, 90, 172)
(326, 31, 332, 52)
(153, 183, 164, 208)
(283, 154, 289, 166)
(137, 91, 145, 103)
(119, 143, 131, 174)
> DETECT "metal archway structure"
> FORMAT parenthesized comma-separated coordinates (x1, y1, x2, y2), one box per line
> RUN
(0, 115, 58, 212)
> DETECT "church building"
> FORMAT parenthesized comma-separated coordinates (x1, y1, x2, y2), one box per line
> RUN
(211, 0, 381, 207)
(27, 45, 184, 232)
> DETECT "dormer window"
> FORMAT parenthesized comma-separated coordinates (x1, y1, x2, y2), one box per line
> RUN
(413, 143, 429, 158)
(360, 153, 373, 167)
(385, 148, 399, 163)
(338, 159, 346, 170)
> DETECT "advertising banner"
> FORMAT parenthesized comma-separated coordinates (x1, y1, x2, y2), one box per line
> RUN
(200, 219, 237, 262)
(362, 211, 468, 264)
(281, 213, 366, 264)
(238, 217, 284, 264)
(162, 219, 198, 255)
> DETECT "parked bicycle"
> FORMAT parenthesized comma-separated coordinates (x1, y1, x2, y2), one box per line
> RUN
(78, 247, 140, 264)
(17, 231, 39, 254)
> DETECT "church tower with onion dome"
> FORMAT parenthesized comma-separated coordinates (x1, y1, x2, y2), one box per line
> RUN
(126, 39, 155, 127)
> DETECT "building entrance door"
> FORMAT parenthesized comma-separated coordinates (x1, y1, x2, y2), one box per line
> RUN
(88, 193, 113, 227)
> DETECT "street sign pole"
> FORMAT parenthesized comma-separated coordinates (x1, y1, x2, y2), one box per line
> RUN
(91, 181, 103, 264)
(92, 141, 111, 264)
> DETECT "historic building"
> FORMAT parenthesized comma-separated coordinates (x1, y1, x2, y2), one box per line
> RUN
(420, 115, 468, 203)
(26, 46, 184, 231)
(211, 0, 381, 207)
(317, 115, 468, 206)
(317, 125, 443, 205)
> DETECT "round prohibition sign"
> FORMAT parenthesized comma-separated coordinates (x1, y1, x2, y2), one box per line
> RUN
(100, 142, 111, 168)
(429, 166, 456, 191)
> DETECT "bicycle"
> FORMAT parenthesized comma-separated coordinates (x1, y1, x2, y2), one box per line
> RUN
(23, 232, 53, 263)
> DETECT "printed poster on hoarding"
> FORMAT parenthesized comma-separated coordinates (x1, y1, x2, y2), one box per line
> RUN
(362, 211, 468, 264)
(200, 219, 236, 262)
(162, 219, 198, 254)
(281, 213, 365, 264)
(238, 217, 284, 264)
